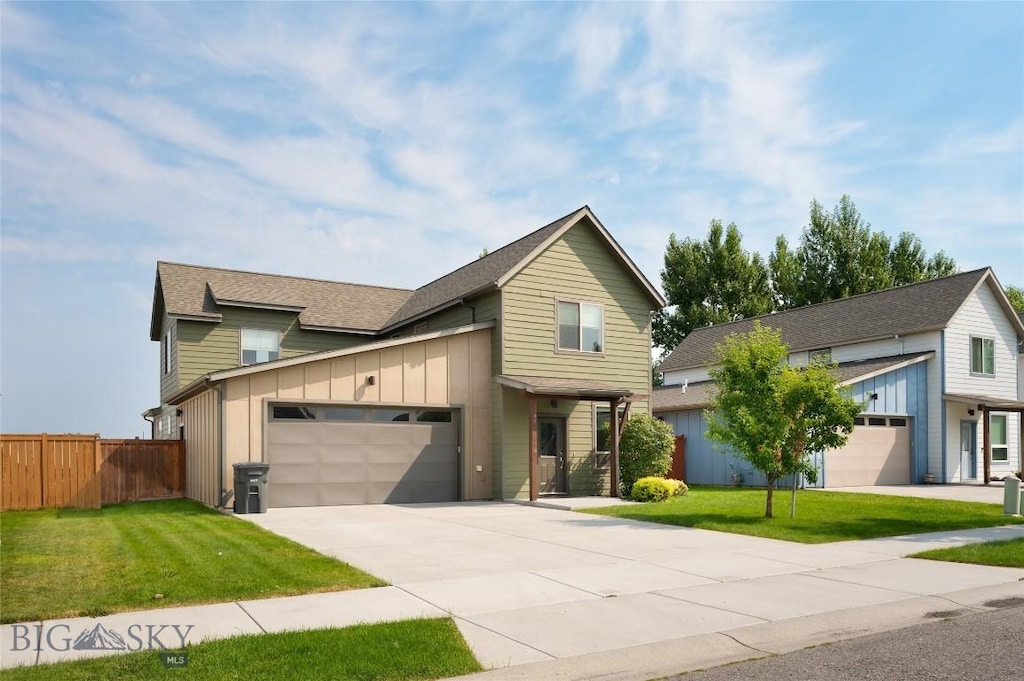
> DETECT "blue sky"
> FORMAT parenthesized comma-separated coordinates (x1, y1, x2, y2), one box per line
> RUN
(2, 2, 1022, 436)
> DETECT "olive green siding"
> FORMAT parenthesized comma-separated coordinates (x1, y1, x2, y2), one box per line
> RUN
(159, 314, 179, 403)
(175, 308, 367, 388)
(498, 221, 654, 499)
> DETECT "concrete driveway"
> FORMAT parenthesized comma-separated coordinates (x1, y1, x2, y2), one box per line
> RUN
(244, 502, 1024, 670)
(821, 483, 1007, 504)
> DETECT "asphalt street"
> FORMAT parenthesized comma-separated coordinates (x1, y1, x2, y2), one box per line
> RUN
(673, 602, 1024, 681)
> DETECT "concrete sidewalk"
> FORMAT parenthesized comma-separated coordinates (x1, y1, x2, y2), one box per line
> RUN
(3, 510, 1023, 672)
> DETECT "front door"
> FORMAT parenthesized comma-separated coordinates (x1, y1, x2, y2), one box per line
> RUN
(960, 421, 977, 481)
(538, 417, 567, 495)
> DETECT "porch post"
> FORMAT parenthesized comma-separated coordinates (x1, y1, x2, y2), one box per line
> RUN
(528, 394, 538, 501)
(982, 406, 991, 485)
(610, 398, 620, 497)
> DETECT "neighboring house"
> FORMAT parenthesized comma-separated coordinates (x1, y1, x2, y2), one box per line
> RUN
(654, 268, 1024, 488)
(147, 207, 665, 508)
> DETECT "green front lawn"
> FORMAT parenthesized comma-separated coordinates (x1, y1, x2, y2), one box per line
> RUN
(581, 487, 1024, 543)
(912, 537, 1024, 568)
(0, 499, 384, 623)
(1, 618, 482, 681)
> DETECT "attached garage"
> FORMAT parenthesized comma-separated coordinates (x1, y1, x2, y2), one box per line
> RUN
(824, 416, 911, 487)
(266, 404, 459, 506)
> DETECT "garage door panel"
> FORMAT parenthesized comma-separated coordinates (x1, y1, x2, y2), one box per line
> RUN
(266, 416, 458, 507)
(825, 422, 910, 487)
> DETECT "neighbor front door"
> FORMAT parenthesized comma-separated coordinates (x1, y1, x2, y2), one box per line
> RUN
(960, 421, 977, 481)
(538, 417, 567, 494)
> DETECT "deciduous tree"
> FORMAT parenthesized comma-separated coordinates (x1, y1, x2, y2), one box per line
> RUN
(706, 324, 860, 518)
(653, 220, 774, 351)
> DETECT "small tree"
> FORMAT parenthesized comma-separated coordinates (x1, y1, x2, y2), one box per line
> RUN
(706, 323, 860, 518)
(618, 413, 675, 497)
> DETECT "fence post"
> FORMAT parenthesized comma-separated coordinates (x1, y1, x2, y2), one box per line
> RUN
(40, 432, 49, 506)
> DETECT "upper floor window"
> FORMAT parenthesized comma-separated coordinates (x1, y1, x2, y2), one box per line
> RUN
(558, 301, 603, 353)
(241, 329, 280, 365)
(809, 348, 832, 363)
(162, 331, 171, 375)
(990, 414, 1008, 462)
(970, 336, 994, 376)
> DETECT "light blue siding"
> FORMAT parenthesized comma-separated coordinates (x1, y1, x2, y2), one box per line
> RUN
(845, 360, 929, 483)
(659, 360, 929, 487)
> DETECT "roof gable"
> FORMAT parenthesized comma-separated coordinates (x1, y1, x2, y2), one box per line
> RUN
(150, 206, 664, 339)
(660, 268, 1000, 372)
(150, 262, 413, 340)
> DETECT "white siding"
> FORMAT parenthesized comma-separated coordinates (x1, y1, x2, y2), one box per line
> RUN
(945, 283, 1019, 399)
(662, 366, 712, 385)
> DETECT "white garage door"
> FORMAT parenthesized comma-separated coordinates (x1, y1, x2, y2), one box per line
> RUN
(266, 404, 459, 507)
(824, 416, 911, 487)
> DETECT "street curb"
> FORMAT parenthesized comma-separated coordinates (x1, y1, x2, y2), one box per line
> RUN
(441, 581, 1024, 681)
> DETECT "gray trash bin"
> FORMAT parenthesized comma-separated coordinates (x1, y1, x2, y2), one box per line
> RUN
(233, 462, 270, 514)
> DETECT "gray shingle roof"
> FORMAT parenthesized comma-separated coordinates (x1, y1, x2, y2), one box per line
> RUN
(659, 268, 991, 372)
(653, 352, 934, 413)
(152, 262, 414, 339)
(382, 209, 581, 329)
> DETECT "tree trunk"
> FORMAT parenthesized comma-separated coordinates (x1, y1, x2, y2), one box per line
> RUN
(790, 472, 799, 518)
(765, 476, 775, 518)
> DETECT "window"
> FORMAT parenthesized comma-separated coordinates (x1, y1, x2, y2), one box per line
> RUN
(854, 417, 866, 426)
(867, 417, 887, 426)
(324, 407, 364, 421)
(557, 301, 603, 353)
(417, 411, 452, 423)
(991, 414, 1008, 462)
(371, 409, 410, 422)
(272, 406, 316, 420)
(889, 418, 907, 427)
(241, 329, 280, 365)
(163, 331, 172, 375)
(594, 405, 626, 469)
(809, 348, 832, 363)
(970, 337, 995, 375)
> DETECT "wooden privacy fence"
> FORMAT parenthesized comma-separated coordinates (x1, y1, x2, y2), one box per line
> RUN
(0, 434, 185, 511)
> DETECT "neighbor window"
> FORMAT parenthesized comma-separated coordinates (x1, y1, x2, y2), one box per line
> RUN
(970, 336, 995, 375)
(241, 329, 280, 365)
(558, 301, 603, 353)
(991, 414, 1008, 462)
(808, 348, 832, 363)
(271, 405, 316, 420)
(163, 331, 172, 375)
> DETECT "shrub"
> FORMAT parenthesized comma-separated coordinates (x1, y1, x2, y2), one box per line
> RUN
(630, 476, 688, 502)
(619, 413, 675, 496)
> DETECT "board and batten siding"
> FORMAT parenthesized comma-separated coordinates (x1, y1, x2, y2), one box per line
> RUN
(175, 308, 367, 388)
(499, 221, 655, 498)
(181, 388, 220, 507)
(220, 329, 493, 502)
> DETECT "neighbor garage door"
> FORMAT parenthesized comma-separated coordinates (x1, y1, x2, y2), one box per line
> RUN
(824, 416, 911, 487)
(266, 404, 459, 507)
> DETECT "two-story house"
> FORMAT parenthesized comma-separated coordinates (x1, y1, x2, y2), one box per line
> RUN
(147, 207, 664, 508)
(654, 268, 1024, 487)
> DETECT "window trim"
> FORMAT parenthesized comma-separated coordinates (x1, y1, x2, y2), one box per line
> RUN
(592, 404, 626, 470)
(969, 336, 995, 377)
(555, 298, 605, 355)
(990, 414, 1009, 462)
(240, 328, 281, 366)
(163, 330, 172, 376)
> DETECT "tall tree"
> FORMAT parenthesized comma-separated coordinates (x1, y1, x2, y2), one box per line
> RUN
(771, 195, 958, 309)
(706, 324, 860, 518)
(653, 220, 774, 351)
(1006, 286, 1024, 313)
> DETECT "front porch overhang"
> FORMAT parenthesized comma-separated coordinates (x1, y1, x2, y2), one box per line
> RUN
(498, 375, 636, 502)
(944, 392, 1024, 485)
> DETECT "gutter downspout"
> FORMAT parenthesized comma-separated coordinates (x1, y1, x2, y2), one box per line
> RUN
(216, 384, 229, 509)
(940, 331, 947, 483)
